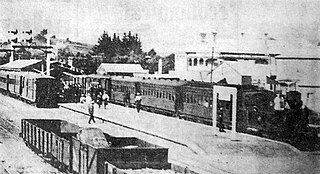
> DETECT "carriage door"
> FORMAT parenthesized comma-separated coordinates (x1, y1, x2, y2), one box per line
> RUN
(6, 74, 9, 91)
(19, 76, 24, 95)
(135, 82, 141, 94)
(212, 86, 237, 139)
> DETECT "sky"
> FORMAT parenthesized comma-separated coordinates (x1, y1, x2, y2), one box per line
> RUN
(0, 0, 320, 55)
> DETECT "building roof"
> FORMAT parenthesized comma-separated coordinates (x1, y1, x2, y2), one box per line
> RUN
(0, 60, 42, 71)
(96, 63, 148, 75)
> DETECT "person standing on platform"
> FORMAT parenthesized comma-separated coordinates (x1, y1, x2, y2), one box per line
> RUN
(80, 94, 86, 103)
(88, 101, 95, 124)
(86, 93, 93, 105)
(97, 92, 103, 108)
(218, 107, 225, 132)
(135, 93, 142, 113)
(102, 91, 109, 109)
(126, 91, 131, 107)
(273, 94, 284, 124)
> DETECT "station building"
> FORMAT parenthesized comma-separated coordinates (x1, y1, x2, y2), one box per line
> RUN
(96, 63, 148, 76)
(170, 33, 278, 90)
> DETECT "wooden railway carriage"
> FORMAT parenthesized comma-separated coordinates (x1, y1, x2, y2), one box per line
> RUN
(110, 76, 141, 105)
(180, 82, 234, 127)
(0, 71, 58, 108)
(180, 83, 214, 124)
(140, 79, 186, 115)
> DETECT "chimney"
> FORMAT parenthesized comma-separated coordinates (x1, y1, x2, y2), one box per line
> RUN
(158, 57, 162, 75)
(200, 33, 207, 43)
(264, 33, 269, 55)
(212, 32, 217, 44)
(240, 32, 244, 53)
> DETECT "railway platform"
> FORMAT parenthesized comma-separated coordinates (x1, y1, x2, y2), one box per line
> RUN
(58, 102, 319, 174)
(0, 92, 319, 174)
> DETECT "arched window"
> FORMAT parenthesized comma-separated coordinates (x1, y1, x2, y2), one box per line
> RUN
(188, 58, 192, 66)
(199, 58, 204, 65)
(193, 58, 198, 66)
(205, 59, 213, 66)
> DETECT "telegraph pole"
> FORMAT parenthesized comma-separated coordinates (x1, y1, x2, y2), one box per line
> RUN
(7, 29, 33, 62)
(211, 32, 217, 83)
(8, 29, 18, 62)
(46, 30, 50, 76)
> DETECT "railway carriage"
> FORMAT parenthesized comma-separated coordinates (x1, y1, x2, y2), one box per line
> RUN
(0, 70, 58, 108)
(180, 83, 214, 124)
(110, 76, 140, 105)
(139, 79, 186, 115)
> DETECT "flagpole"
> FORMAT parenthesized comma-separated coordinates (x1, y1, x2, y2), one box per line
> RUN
(211, 32, 217, 83)
(211, 47, 214, 83)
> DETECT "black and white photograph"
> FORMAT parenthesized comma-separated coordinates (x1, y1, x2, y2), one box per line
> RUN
(0, 0, 320, 173)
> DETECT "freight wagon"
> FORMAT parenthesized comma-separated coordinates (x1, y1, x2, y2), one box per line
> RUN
(21, 119, 180, 174)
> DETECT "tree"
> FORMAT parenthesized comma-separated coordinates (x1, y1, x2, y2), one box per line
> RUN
(92, 31, 115, 61)
(57, 46, 74, 65)
(34, 33, 47, 44)
(147, 49, 157, 57)
(16, 47, 32, 60)
(93, 31, 143, 62)
(0, 53, 10, 65)
(72, 54, 100, 74)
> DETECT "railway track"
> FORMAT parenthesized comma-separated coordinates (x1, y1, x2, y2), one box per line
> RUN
(59, 105, 198, 153)
(0, 117, 62, 174)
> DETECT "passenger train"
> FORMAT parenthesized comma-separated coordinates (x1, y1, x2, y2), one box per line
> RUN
(0, 70, 59, 108)
(65, 75, 278, 132)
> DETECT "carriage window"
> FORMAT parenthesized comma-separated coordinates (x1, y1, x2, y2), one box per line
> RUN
(159, 91, 162, 98)
(188, 58, 192, 66)
(198, 96, 203, 105)
(226, 103, 230, 110)
(172, 95, 175, 101)
(168, 93, 172, 100)
(194, 58, 198, 66)
(199, 58, 204, 65)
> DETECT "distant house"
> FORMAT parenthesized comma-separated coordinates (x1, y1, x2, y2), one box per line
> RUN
(96, 63, 148, 76)
(0, 60, 43, 72)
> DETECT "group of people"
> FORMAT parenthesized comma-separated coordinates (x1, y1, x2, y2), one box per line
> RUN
(82, 91, 110, 124)
(121, 91, 142, 112)
(60, 82, 83, 103)
(82, 88, 142, 124)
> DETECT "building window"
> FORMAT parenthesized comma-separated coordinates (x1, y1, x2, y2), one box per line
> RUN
(188, 58, 192, 66)
(205, 59, 213, 66)
(193, 58, 198, 66)
(199, 58, 204, 65)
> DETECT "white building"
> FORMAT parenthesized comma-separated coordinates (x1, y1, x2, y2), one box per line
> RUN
(170, 32, 278, 88)
(96, 63, 148, 76)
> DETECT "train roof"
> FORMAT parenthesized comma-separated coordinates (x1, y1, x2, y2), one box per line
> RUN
(86, 74, 111, 79)
(109, 75, 187, 86)
(0, 70, 54, 79)
(110, 76, 142, 82)
(140, 78, 187, 86)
